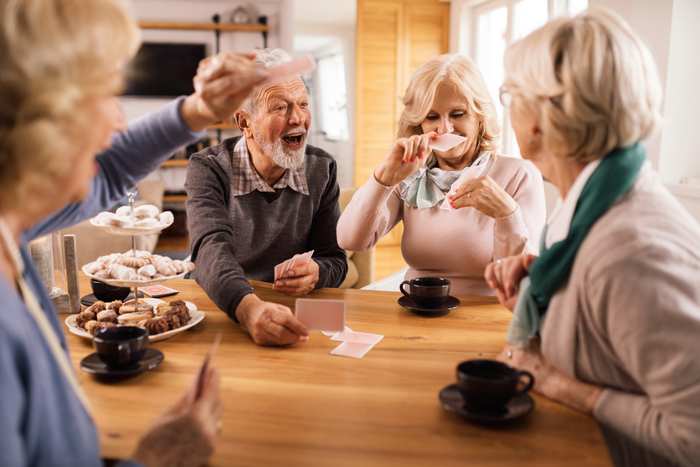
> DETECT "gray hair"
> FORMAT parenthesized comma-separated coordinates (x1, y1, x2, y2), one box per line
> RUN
(241, 48, 294, 115)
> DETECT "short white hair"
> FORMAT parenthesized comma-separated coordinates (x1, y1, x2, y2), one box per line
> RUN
(241, 48, 295, 115)
(504, 7, 663, 163)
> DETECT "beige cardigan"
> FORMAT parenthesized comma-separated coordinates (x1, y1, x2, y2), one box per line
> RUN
(541, 165, 700, 467)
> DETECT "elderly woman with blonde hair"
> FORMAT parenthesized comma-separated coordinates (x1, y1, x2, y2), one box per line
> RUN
(485, 8, 700, 467)
(338, 54, 546, 295)
(0, 0, 267, 466)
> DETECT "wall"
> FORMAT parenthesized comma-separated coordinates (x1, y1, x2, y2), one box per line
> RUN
(658, 0, 700, 184)
(122, 0, 290, 122)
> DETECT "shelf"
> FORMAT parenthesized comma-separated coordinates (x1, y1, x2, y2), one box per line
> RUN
(161, 159, 189, 169)
(139, 21, 268, 33)
(163, 194, 188, 203)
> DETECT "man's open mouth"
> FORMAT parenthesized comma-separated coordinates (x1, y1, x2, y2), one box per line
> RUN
(282, 133, 305, 145)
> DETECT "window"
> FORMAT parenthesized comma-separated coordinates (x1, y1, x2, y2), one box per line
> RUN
(468, 0, 588, 155)
(316, 52, 350, 141)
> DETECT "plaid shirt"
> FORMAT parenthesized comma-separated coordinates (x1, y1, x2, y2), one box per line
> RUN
(230, 137, 309, 196)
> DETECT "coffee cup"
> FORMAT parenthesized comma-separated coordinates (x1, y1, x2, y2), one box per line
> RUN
(456, 359, 534, 411)
(91, 278, 130, 302)
(400, 276, 450, 307)
(93, 326, 148, 369)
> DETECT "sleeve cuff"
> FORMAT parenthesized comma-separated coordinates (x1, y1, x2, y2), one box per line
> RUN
(593, 388, 645, 439)
(225, 285, 255, 324)
(494, 206, 526, 235)
(170, 96, 208, 141)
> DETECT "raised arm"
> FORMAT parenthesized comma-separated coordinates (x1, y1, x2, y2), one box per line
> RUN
(492, 161, 546, 258)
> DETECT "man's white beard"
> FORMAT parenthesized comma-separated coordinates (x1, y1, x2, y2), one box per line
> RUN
(254, 129, 306, 170)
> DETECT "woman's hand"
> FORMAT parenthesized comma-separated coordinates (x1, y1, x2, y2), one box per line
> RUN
(181, 52, 269, 131)
(498, 341, 602, 415)
(448, 176, 518, 218)
(485, 253, 537, 311)
(373, 132, 438, 187)
(132, 364, 222, 467)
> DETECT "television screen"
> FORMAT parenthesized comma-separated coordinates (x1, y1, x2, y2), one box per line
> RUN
(124, 42, 207, 97)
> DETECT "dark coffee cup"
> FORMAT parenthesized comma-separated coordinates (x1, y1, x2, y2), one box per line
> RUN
(456, 359, 534, 411)
(91, 278, 130, 302)
(400, 276, 450, 307)
(93, 326, 148, 369)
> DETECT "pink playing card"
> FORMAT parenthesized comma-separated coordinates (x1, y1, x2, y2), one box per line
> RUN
(330, 341, 375, 359)
(331, 330, 383, 346)
(429, 133, 466, 152)
(263, 55, 316, 85)
(295, 299, 345, 332)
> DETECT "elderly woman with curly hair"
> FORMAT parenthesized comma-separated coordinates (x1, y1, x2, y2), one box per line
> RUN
(338, 54, 546, 295)
(485, 8, 700, 467)
(0, 0, 267, 466)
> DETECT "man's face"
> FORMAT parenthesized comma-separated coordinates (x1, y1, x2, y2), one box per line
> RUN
(248, 78, 311, 169)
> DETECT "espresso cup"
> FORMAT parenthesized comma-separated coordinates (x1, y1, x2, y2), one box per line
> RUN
(93, 326, 148, 369)
(399, 276, 450, 307)
(456, 359, 534, 411)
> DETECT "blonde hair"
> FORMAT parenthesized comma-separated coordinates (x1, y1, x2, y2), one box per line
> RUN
(0, 0, 140, 211)
(504, 7, 662, 163)
(398, 54, 500, 154)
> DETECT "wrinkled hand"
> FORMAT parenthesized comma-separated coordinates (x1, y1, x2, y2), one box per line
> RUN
(181, 52, 269, 131)
(448, 176, 518, 218)
(235, 294, 309, 346)
(274, 259, 320, 296)
(132, 364, 222, 467)
(484, 253, 537, 311)
(374, 132, 438, 187)
(497, 341, 602, 414)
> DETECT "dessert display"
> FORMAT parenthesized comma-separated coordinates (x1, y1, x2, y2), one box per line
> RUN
(90, 203, 174, 234)
(70, 299, 194, 337)
(82, 250, 195, 284)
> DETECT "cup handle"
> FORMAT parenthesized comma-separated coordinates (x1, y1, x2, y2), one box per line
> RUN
(399, 280, 411, 297)
(515, 370, 535, 395)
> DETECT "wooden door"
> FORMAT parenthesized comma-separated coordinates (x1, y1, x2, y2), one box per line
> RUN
(355, 0, 450, 246)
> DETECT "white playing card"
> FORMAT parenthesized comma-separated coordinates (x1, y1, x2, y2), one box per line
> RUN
(295, 299, 345, 332)
(330, 341, 375, 359)
(430, 133, 467, 152)
(331, 330, 383, 346)
(263, 54, 316, 85)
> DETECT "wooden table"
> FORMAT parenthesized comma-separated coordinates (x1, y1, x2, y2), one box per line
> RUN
(66, 278, 610, 467)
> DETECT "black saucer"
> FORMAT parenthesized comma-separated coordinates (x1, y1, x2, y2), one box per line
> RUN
(80, 348, 164, 381)
(439, 383, 534, 426)
(80, 292, 144, 307)
(398, 295, 460, 316)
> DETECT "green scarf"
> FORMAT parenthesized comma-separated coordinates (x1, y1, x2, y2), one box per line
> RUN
(508, 144, 646, 345)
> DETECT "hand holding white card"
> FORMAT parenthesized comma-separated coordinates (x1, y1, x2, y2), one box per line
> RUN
(440, 153, 494, 210)
(429, 133, 466, 152)
(263, 54, 316, 85)
(275, 250, 314, 281)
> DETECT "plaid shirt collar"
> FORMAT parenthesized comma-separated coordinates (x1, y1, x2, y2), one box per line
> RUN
(230, 137, 309, 196)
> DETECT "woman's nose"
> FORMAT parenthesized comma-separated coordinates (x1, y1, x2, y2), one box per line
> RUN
(437, 117, 454, 135)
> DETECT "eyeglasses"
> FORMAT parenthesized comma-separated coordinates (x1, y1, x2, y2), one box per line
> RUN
(498, 85, 513, 108)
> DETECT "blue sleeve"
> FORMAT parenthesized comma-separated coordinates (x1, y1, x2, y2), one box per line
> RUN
(0, 329, 28, 467)
(26, 97, 205, 241)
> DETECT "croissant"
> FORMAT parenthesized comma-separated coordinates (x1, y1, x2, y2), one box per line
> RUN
(76, 310, 96, 328)
(85, 301, 106, 314)
(96, 309, 118, 323)
(142, 317, 170, 335)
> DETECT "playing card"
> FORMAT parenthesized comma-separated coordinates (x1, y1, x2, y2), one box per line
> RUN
(295, 299, 345, 331)
(330, 341, 375, 359)
(263, 54, 316, 85)
(331, 330, 383, 346)
(140, 284, 179, 298)
(430, 133, 466, 152)
(276, 250, 315, 280)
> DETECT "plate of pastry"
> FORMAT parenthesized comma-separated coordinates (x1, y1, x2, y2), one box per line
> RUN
(90, 204, 174, 236)
(65, 298, 205, 343)
(82, 250, 195, 287)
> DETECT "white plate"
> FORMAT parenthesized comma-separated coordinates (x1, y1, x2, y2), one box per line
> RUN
(65, 299, 205, 343)
(82, 265, 188, 287)
(89, 217, 173, 236)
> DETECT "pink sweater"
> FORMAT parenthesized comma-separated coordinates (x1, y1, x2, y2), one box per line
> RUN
(337, 156, 546, 295)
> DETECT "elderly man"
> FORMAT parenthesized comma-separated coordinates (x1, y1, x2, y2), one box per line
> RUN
(186, 48, 348, 346)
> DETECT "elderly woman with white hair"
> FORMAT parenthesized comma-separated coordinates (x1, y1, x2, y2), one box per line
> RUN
(485, 8, 700, 467)
(0, 0, 267, 465)
(338, 54, 546, 295)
